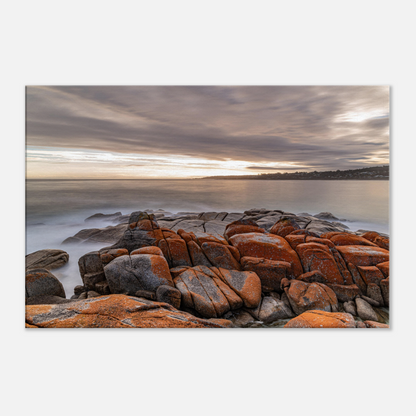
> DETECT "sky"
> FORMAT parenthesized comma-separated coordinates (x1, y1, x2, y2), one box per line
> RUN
(26, 86, 389, 179)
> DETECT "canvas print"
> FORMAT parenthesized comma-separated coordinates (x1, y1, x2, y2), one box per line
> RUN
(25, 86, 389, 328)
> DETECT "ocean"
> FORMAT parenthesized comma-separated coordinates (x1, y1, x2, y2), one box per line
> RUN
(26, 179, 389, 296)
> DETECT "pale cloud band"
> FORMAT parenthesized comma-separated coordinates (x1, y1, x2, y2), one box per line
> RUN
(26, 86, 389, 179)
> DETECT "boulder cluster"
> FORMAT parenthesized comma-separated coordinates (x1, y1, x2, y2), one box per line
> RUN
(25, 208, 390, 328)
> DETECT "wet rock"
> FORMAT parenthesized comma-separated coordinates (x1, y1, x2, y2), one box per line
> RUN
(284, 311, 356, 328)
(355, 298, 378, 321)
(26, 268, 66, 299)
(26, 249, 69, 271)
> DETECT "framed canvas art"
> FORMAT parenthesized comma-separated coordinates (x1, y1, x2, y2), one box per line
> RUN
(25, 86, 389, 328)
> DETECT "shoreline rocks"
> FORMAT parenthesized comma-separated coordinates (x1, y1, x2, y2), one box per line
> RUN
(26, 209, 390, 328)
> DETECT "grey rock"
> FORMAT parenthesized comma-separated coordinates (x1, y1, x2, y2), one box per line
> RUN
(367, 283, 384, 306)
(361, 295, 381, 307)
(230, 310, 258, 327)
(256, 296, 295, 323)
(104, 254, 173, 295)
(26, 295, 75, 305)
(343, 301, 357, 316)
(25, 269, 66, 298)
(95, 281, 110, 295)
(314, 212, 339, 221)
(356, 298, 378, 321)
(85, 212, 122, 222)
(135, 290, 156, 300)
(87, 291, 101, 298)
(26, 249, 69, 271)
(74, 285, 86, 295)
(156, 285, 181, 309)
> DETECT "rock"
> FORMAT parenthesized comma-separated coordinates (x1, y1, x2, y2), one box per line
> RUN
(364, 321, 389, 328)
(164, 238, 193, 267)
(25, 294, 231, 328)
(26, 295, 75, 305)
(360, 231, 389, 250)
(229, 232, 303, 277)
(224, 219, 265, 241)
(229, 310, 259, 327)
(78, 251, 105, 289)
(26, 249, 69, 271)
(112, 211, 164, 252)
(250, 296, 295, 323)
(269, 217, 300, 237)
(130, 246, 165, 257)
(296, 270, 327, 283)
(336, 245, 389, 268)
(355, 298, 378, 321)
(85, 212, 122, 222)
(380, 277, 389, 306)
(281, 279, 338, 315)
(366, 283, 384, 306)
(187, 240, 212, 267)
(284, 310, 356, 328)
(314, 212, 339, 221)
(74, 285, 86, 296)
(356, 321, 367, 328)
(376, 261, 389, 278)
(305, 220, 347, 236)
(327, 283, 360, 302)
(173, 268, 230, 318)
(240, 256, 291, 292)
(216, 268, 262, 309)
(343, 301, 357, 316)
(357, 265, 385, 286)
(201, 242, 241, 270)
(95, 281, 110, 295)
(134, 290, 156, 300)
(361, 295, 380, 307)
(329, 233, 378, 247)
(87, 291, 101, 298)
(295, 242, 350, 285)
(104, 253, 173, 295)
(78, 292, 88, 299)
(100, 248, 129, 266)
(156, 285, 181, 309)
(26, 269, 66, 299)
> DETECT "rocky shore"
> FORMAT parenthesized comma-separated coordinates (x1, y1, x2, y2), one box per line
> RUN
(25, 208, 390, 328)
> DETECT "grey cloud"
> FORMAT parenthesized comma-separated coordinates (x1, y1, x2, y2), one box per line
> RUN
(26, 86, 389, 171)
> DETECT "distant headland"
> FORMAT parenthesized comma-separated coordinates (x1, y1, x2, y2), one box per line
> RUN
(202, 165, 389, 180)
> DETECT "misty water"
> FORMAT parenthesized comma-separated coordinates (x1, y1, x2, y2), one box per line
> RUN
(26, 179, 389, 296)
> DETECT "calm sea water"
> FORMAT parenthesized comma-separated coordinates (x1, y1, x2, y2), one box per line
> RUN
(26, 179, 389, 296)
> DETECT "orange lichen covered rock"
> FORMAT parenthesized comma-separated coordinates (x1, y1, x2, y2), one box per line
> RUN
(229, 232, 303, 277)
(201, 242, 241, 270)
(100, 248, 129, 265)
(240, 256, 291, 292)
(284, 234, 307, 250)
(364, 320, 389, 328)
(224, 218, 265, 241)
(26, 269, 66, 299)
(380, 277, 389, 306)
(130, 246, 164, 257)
(25, 295, 230, 328)
(217, 268, 262, 309)
(284, 310, 356, 328)
(326, 283, 360, 302)
(329, 233, 378, 247)
(295, 242, 347, 285)
(360, 232, 389, 250)
(166, 238, 192, 267)
(186, 240, 212, 267)
(104, 253, 173, 294)
(270, 217, 300, 238)
(288, 229, 320, 238)
(356, 266, 385, 286)
(336, 245, 389, 268)
(376, 261, 389, 278)
(281, 278, 338, 315)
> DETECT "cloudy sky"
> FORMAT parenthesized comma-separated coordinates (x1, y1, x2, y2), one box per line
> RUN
(26, 86, 389, 179)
